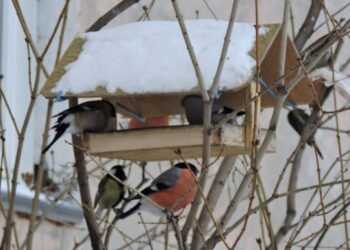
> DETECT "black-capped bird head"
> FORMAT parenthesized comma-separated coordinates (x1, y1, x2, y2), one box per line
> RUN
(181, 95, 245, 125)
(42, 100, 116, 154)
(287, 108, 323, 159)
(174, 162, 199, 176)
(94, 165, 127, 217)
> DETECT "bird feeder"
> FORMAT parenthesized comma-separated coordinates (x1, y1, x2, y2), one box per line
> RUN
(40, 21, 315, 161)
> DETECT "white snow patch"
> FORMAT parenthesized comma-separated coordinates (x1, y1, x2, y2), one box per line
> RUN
(54, 20, 263, 94)
(310, 67, 350, 100)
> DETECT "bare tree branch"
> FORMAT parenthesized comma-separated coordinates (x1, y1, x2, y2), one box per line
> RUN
(294, 0, 324, 51)
(87, 0, 141, 32)
(192, 156, 238, 249)
(69, 99, 104, 250)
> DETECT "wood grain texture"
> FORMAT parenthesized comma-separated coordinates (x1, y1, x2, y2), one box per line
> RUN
(84, 125, 275, 161)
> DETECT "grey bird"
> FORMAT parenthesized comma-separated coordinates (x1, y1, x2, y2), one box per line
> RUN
(42, 100, 115, 154)
(287, 109, 323, 159)
(181, 95, 245, 125)
(94, 165, 127, 217)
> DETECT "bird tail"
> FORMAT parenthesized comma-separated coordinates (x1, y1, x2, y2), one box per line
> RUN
(119, 203, 141, 219)
(314, 143, 324, 160)
(42, 123, 69, 154)
(237, 111, 246, 116)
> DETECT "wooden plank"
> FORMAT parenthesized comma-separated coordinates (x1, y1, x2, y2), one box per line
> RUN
(85, 125, 216, 153)
(92, 145, 248, 162)
(84, 125, 276, 161)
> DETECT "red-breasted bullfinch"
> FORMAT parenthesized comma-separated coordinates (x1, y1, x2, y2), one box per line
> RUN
(94, 165, 127, 217)
(120, 162, 199, 218)
(181, 95, 245, 125)
(42, 100, 115, 154)
(287, 109, 323, 159)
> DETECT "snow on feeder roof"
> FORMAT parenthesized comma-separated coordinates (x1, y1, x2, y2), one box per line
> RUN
(41, 20, 314, 118)
(55, 20, 257, 95)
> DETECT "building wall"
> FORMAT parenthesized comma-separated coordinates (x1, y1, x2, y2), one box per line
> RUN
(0, 0, 349, 249)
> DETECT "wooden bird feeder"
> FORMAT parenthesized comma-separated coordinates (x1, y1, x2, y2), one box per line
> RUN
(40, 21, 315, 161)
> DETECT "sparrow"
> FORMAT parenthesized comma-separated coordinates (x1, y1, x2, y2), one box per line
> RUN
(287, 108, 323, 159)
(42, 100, 115, 154)
(181, 95, 245, 125)
(120, 162, 198, 218)
(94, 165, 127, 217)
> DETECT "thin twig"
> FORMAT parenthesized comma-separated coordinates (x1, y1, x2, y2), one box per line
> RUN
(87, 0, 141, 32)
(138, 213, 154, 250)
(193, 156, 238, 248)
(314, 200, 350, 249)
(332, 82, 350, 249)
(294, 0, 323, 51)
(205, 12, 348, 250)
(25, 3, 70, 249)
(69, 99, 104, 250)
(171, 0, 209, 102)
(0, 88, 20, 136)
(313, 2, 350, 33)
(208, 0, 240, 98)
(40, 0, 69, 58)
(169, 215, 185, 250)
(0, 61, 42, 249)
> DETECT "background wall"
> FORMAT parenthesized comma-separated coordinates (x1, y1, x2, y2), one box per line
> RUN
(0, 0, 349, 249)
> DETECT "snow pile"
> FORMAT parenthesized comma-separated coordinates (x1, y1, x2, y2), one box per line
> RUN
(54, 20, 261, 94)
(310, 67, 350, 100)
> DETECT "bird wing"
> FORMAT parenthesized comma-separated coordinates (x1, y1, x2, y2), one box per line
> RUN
(212, 102, 229, 115)
(142, 167, 181, 196)
(94, 175, 109, 208)
(53, 101, 99, 124)
(287, 109, 310, 136)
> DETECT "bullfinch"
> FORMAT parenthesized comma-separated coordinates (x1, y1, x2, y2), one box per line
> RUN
(42, 100, 116, 154)
(181, 95, 245, 125)
(287, 109, 323, 159)
(94, 165, 127, 217)
(120, 162, 199, 218)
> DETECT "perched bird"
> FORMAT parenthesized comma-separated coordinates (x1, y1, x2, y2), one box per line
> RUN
(94, 165, 127, 217)
(120, 162, 199, 218)
(42, 100, 116, 154)
(181, 95, 245, 125)
(287, 109, 323, 159)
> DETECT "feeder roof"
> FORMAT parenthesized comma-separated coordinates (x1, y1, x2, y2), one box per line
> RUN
(41, 20, 279, 98)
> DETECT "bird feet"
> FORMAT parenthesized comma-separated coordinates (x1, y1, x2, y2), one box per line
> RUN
(164, 209, 178, 223)
(113, 207, 122, 215)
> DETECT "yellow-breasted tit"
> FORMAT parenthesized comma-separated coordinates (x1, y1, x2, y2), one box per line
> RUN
(181, 95, 245, 125)
(120, 162, 198, 219)
(287, 108, 323, 159)
(94, 165, 127, 217)
(42, 100, 115, 154)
